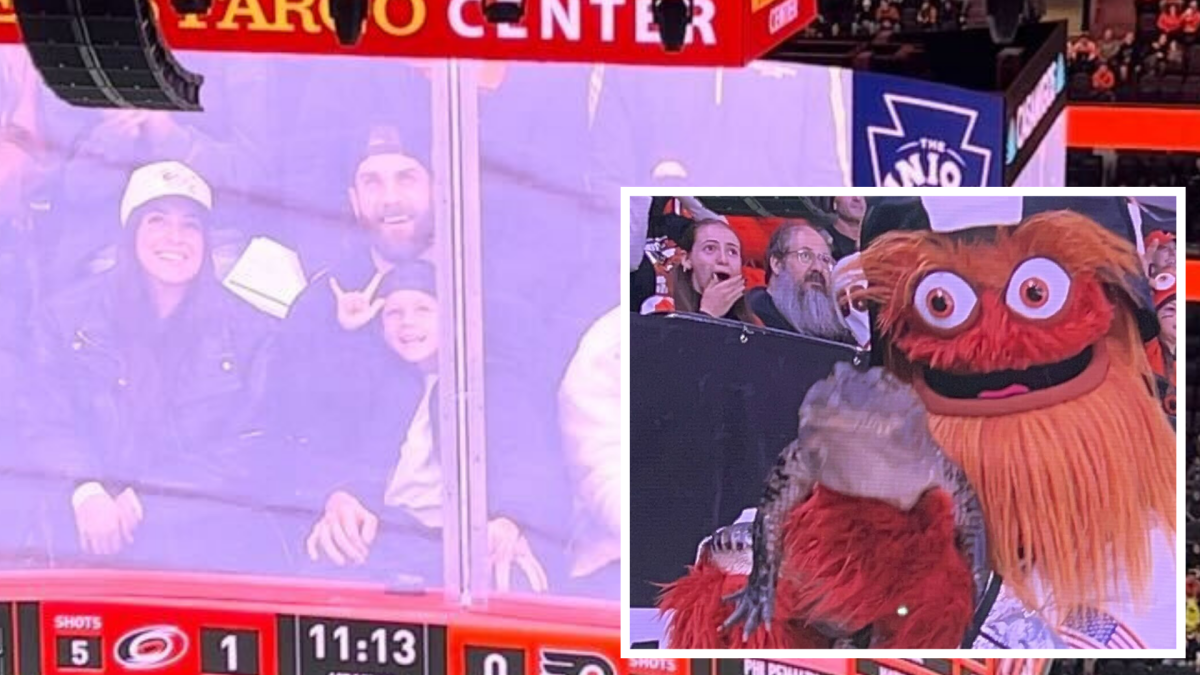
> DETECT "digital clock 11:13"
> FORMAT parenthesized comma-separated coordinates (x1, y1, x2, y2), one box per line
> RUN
(297, 617, 434, 675)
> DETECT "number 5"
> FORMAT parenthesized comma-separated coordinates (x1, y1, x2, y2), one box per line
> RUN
(71, 640, 89, 666)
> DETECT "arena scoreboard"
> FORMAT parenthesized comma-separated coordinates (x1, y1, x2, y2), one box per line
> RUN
(0, 598, 651, 675)
(0, 570, 662, 675)
(0, 574, 1008, 675)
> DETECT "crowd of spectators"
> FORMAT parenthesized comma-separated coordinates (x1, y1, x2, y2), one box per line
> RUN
(1068, 0, 1200, 102)
(630, 196, 868, 346)
(1068, 150, 1200, 188)
(800, 0, 969, 38)
(631, 197, 1176, 417)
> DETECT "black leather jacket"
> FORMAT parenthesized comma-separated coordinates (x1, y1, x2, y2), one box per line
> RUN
(24, 271, 279, 507)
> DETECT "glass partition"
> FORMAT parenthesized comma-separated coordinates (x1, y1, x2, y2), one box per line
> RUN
(473, 60, 619, 602)
(463, 58, 857, 606)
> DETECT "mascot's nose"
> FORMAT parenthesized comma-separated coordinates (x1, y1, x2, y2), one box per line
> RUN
(959, 290, 1026, 370)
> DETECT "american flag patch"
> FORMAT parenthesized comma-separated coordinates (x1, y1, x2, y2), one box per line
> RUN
(1060, 608, 1146, 649)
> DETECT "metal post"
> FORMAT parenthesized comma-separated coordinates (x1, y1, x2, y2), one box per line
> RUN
(430, 57, 489, 608)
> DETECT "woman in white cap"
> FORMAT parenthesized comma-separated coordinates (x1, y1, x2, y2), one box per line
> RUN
(24, 160, 285, 573)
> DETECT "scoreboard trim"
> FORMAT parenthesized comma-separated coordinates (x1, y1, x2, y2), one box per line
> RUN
(0, 571, 616, 633)
(16, 603, 38, 675)
(26, 598, 624, 675)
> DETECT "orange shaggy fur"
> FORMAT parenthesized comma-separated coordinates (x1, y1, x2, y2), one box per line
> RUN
(855, 210, 1175, 615)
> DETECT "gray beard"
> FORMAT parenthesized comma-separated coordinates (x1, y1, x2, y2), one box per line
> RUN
(768, 272, 855, 344)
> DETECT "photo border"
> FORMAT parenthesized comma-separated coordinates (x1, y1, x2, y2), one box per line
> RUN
(619, 186, 1188, 660)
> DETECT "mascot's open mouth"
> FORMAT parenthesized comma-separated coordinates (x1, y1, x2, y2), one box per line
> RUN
(924, 347, 1093, 400)
(913, 340, 1110, 416)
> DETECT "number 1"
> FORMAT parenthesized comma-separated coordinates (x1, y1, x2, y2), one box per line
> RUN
(333, 625, 349, 662)
(220, 635, 238, 672)
(309, 624, 326, 660)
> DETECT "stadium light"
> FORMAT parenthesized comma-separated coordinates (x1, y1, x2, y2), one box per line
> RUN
(653, 0, 693, 52)
(985, 0, 1029, 44)
(14, 0, 204, 110)
(331, 0, 369, 46)
(482, 0, 526, 24)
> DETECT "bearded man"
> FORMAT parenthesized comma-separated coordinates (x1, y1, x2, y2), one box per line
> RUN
(748, 221, 856, 344)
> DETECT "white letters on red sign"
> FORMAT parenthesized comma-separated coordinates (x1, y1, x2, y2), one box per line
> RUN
(449, 0, 483, 37)
(543, 0, 582, 40)
(592, 0, 625, 43)
(447, 0, 715, 46)
(769, 0, 799, 34)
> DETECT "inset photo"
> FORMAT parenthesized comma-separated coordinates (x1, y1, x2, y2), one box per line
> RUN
(624, 190, 1183, 654)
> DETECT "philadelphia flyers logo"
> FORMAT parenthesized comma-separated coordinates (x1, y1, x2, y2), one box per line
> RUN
(540, 650, 615, 675)
(113, 625, 189, 670)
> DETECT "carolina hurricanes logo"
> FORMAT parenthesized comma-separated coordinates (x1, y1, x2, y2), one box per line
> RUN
(114, 625, 189, 670)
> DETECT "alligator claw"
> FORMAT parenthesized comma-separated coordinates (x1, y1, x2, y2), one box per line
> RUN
(719, 579, 775, 641)
(712, 523, 753, 552)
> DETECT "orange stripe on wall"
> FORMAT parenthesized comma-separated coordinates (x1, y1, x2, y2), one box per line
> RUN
(1067, 105, 1200, 152)
(1187, 259, 1200, 302)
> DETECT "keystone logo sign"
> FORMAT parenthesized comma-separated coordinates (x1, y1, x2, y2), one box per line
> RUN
(853, 72, 1004, 187)
(867, 95, 993, 187)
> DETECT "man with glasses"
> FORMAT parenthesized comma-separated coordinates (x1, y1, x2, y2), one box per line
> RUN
(748, 221, 855, 343)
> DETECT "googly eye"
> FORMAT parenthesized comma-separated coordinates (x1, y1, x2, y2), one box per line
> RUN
(1006, 257, 1071, 320)
(839, 282, 869, 318)
(913, 271, 977, 331)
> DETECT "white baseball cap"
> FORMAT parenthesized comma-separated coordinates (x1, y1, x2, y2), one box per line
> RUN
(119, 160, 213, 228)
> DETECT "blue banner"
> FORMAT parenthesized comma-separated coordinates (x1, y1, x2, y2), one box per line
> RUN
(852, 72, 1005, 187)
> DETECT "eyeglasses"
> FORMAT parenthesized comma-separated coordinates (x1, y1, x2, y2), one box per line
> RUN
(785, 248, 835, 268)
